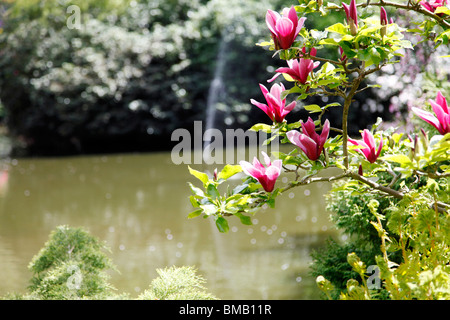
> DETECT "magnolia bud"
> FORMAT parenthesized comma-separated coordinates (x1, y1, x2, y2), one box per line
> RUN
(349, 19, 358, 36)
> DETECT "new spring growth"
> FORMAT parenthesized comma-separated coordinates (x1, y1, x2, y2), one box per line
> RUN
(342, 0, 358, 35)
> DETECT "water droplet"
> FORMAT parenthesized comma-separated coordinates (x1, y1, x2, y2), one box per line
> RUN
(231, 226, 238, 232)
(247, 228, 253, 234)
(119, 244, 125, 251)
(311, 216, 317, 223)
(296, 276, 302, 283)
(281, 263, 289, 270)
(167, 234, 173, 240)
(148, 245, 156, 252)
(24, 190, 30, 197)
(177, 242, 183, 248)
(321, 225, 328, 231)
(108, 226, 115, 233)
(250, 238, 256, 245)
(304, 189, 311, 196)
(289, 192, 295, 199)
(260, 225, 267, 232)
(278, 238, 285, 245)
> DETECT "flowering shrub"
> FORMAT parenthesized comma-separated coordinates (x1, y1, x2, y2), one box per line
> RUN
(187, 0, 450, 299)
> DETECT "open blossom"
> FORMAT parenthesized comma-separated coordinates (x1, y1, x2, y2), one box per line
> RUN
(250, 83, 296, 123)
(412, 91, 450, 135)
(286, 118, 330, 161)
(268, 47, 320, 84)
(239, 152, 282, 192)
(266, 6, 306, 50)
(348, 129, 383, 163)
(342, 0, 358, 35)
(419, 0, 447, 13)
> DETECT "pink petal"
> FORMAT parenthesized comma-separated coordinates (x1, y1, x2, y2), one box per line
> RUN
(267, 73, 281, 83)
(259, 84, 269, 97)
(276, 17, 294, 38)
(250, 99, 274, 121)
(298, 134, 319, 160)
(319, 119, 330, 146)
(265, 165, 280, 181)
(261, 151, 272, 167)
(269, 83, 283, 101)
(412, 107, 442, 133)
(301, 118, 319, 143)
(284, 101, 296, 113)
(286, 130, 302, 146)
(239, 160, 261, 179)
(435, 91, 449, 114)
(271, 159, 283, 171)
(361, 129, 376, 150)
(295, 17, 307, 37)
(266, 10, 280, 35)
(376, 136, 383, 159)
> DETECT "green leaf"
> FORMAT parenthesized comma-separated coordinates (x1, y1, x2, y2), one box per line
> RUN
(249, 123, 272, 133)
(326, 23, 347, 35)
(189, 195, 199, 208)
(201, 204, 218, 216)
(215, 217, 229, 233)
(235, 213, 253, 225)
(188, 182, 205, 197)
(304, 104, 322, 113)
(188, 166, 209, 186)
(435, 6, 450, 15)
(218, 164, 242, 181)
(206, 184, 220, 200)
(381, 154, 413, 166)
(187, 209, 203, 219)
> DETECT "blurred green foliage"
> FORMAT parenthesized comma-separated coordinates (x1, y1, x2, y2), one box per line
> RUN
(2, 225, 216, 300)
(0, 0, 298, 155)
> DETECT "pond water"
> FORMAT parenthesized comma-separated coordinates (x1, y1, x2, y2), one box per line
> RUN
(0, 150, 340, 299)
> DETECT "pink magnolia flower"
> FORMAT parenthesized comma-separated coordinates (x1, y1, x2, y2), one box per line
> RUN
(348, 129, 383, 163)
(268, 47, 320, 84)
(250, 83, 296, 123)
(412, 91, 450, 135)
(419, 0, 447, 13)
(342, 0, 358, 35)
(286, 117, 330, 161)
(239, 152, 282, 192)
(266, 6, 307, 50)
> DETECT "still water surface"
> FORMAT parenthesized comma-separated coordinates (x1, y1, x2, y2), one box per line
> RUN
(0, 151, 338, 299)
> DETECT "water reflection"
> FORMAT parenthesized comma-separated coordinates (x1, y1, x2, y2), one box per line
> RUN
(0, 152, 337, 299)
